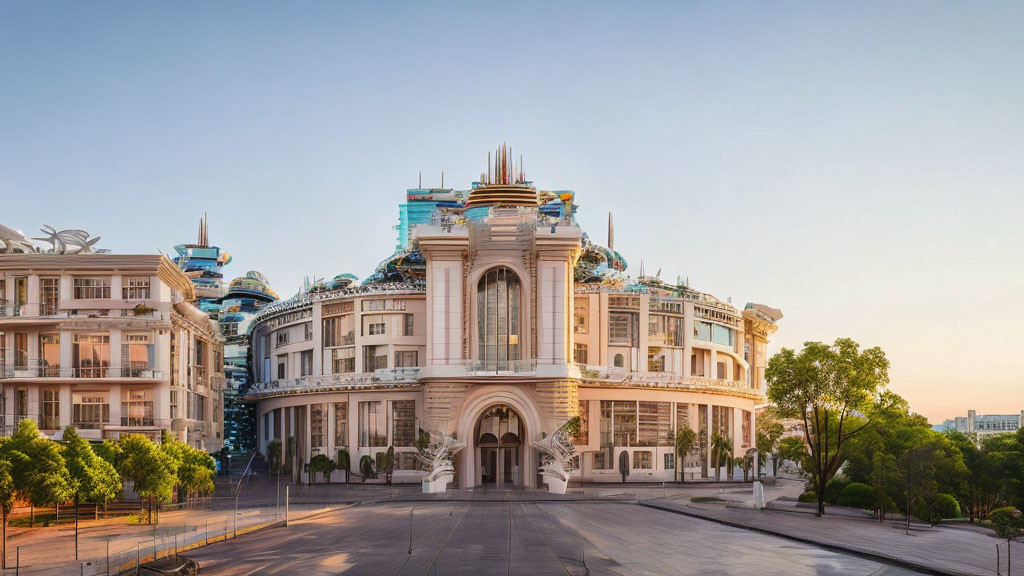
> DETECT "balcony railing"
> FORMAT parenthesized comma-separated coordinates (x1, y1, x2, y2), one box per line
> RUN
(0, 361, 163, 379)
(466, 359, 537, 375)
(248, 368, 421, 396)
(0, 301, 63, 318)
(577, 365, 759, 395)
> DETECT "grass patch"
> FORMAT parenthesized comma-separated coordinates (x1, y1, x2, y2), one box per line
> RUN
(691, 496, 726, 503)
(9, 513, 75, 528)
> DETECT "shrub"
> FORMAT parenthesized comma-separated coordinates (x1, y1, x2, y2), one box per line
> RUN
(823, 478, 847, 504)
(837, 482, 876, 509)
(914, 493, 962, 524)
(798, 491, 818, 503)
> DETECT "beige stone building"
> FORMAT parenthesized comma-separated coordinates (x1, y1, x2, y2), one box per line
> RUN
(250, 148, 781, 488)
(0, 251, 225, 450)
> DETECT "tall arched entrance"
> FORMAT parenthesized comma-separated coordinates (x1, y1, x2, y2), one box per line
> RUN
(475, 404, 523, 487)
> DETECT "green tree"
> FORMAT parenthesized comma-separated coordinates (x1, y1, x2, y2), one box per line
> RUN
(777, 436, 807, 469)
(4, 420, 72, 527)
(990, 507, 1024, 575)
(117, 434, 176, 524)
(161, 433, 215, 499)
(63, 427, 121, 558)
(710, 430, 733, 482)
(382, 447, 395, 485)
(755, 408, 785, 473)
(674, 427, 696, 483)
(0, 460, 15, 570)
(766, 338, 890, 516)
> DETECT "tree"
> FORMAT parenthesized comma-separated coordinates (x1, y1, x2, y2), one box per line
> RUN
(766, 338, 890, 516)
(674, 427, 696, 483)
(161, 433, 215, 500)
(117, 435, 176, 524)
(63, 427, 121, 558)
(710, 430, 733, 482)
(308, 454, 337, 484)
(382, 447, 395, 485)
(755, 408, 785, 473)
(990, 507, 1024, 575)
(0, 460, 14, 570)
(4, 420, 72, 527)
(778, 436, 807, 469)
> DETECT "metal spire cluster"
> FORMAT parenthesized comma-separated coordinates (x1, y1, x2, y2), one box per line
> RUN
(481, 142, 526, 186)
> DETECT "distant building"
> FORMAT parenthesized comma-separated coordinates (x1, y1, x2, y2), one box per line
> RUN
(0, 228, 225, 450)
(951, 410, 1024, 438)
(173, 217, 277, 453)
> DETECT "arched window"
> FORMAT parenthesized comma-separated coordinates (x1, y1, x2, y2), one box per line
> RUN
(477, 267, 521, 370)
(613, 353, 624, 368)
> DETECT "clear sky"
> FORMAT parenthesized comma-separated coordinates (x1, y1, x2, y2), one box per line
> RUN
(2, 2, 1022, 423)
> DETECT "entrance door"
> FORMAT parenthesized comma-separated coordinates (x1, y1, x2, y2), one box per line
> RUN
(503, 448, 514, 484)
(481, 448, 497, 484)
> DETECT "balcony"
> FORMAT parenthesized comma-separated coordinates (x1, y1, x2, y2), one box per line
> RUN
(248, 368, 421, 397)
(0, 301, 63, 320)
(466, 359, 537, 376)
(0, 360, 164, 379)
(577, 366, 761, 397)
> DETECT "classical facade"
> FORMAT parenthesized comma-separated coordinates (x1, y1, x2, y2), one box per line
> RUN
(249, 147, 781, 488)
(0, 230, 225, 450)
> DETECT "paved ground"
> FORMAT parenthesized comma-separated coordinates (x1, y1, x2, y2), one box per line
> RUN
(187, 501, 922, 575)
(643, 497, 1005, 576)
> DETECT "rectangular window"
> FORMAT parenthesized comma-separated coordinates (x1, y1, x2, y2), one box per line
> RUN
(403, 314, 414, 336)
(74, 277, 111, 299)
(332, 348, 355, 374)
(121, 389, 154, 426)
(275, 331, 289, 346)
(72, 334, 110, 377)
(362, 300, 385, 311)
(121, 334, 154, 377)
(664, 453, 675, 470)
(712, 324, 734, 347)
(122, 278, 150, 299)
(310, 404, 324, 449)
(597, 401, 614, 468)
(638, 401, 672, 447)
(170, 390, 179, 419)
(13, 333, 28, 369)
(612, 400, 637, 447)
(39, 333, 60, 376)
(392, 400, 415, 447)
(573, 298, 588, 334)
(304, 323, 313, 341)
(608, 313, 637, 346)
(573, 343, 588, 365)
(694, 320, 712, 342)
(363, 346, 387, 371)
(73, 392, 109, 428)
(323, 317, 343, 347)
(41, 389, 60, 429)
(367, 322, 386, 336)
(633, 450, 653, 469)
(742, 410, 752, 447)
(648, 315, 684, 347)
(717, 361, 726, 379)
(334, 402, 348, 446)
(359, 401, 387, 447)
(394, 350, 418, 368)
(300, 350, 313, 376)
(276, 356, 286, 379)
(40, 278, 60, 315)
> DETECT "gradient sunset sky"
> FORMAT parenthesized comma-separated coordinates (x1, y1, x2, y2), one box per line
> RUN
(2, 2, 1022, 423)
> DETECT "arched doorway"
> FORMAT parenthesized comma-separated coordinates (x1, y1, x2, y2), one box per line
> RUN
(474, 404, 524, 488)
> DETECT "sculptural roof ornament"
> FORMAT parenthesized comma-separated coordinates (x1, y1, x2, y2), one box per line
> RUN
(0, 224, 106, 255)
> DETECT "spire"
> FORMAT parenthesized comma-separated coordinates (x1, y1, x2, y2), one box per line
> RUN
(608, 212, 615, 251)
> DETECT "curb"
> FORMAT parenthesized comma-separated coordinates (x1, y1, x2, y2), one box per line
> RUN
(636, 501, 981, 576)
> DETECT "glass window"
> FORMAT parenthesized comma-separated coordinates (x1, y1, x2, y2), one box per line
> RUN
(304, 323, 313, 341)
(476, 267, 521, 370)
(13, 333, 28, 369)
(122, 278, 150, 299)
(41, 389, 60, 429)
(574, 400, 589, 445)
(608, 312, 636, 346)
(310, 404, 324, 449)
(573, 343, 587, 365)
(121, 334, 154, 377)
(394, 350, 418, 368)
(392, 400, 415, 447)
(694, 321, 712, 342)
(332, 348, 355, 374)
(612, 401, 637, 447)
(613, 353, 624, 368)
(73, 392, 109, 428)
(664, 453, 675, 470)
(39, 333, 60, 376)
(72, 334, 110, 377)
(573, 298, 588, 334)
(638, 401, 672, 447)
(300, 350, 313, 376)
(121, 389, 154, 426)
(334, 402, 348, 446)
(359, 401, 387, 447)
(712, 324, 734, 347)
(404, 314, 414, 336)
(633, 451, 653, 469)
(596, 401, 613, 469)
(40, 278, 60, 315)
(363, 345, 387, 371)
(74, 277, 110, 299)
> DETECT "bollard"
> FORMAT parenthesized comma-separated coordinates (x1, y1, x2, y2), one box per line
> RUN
(106, 539, 110, 576)
(285, 486, 290, 527)
(136, 542, 140, 570)
(16, 546, 20, 576)
(408, 509, 414, 555)
(206, 517, 210, 545)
